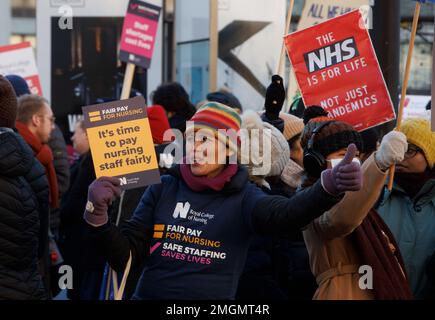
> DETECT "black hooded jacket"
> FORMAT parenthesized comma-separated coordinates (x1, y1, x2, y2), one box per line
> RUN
(0, 130, 49, 300)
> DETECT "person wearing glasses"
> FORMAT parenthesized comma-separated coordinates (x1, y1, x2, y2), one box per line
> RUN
(377, 118, 435, 299)
(15, 94, 60, 299)
(8, 75, 70, 298)
(15, 94, 58, 209)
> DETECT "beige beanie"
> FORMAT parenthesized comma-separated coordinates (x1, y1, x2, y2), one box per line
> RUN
(279, 112, 304, 141)
(241, 111, 290, 185)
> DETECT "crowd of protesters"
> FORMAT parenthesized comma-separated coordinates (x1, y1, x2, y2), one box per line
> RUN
(0, 73, 434, 300)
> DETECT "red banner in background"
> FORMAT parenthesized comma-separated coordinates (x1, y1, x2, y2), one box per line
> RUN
(285, 10, 396, 131)
(0, 42, 43, 96)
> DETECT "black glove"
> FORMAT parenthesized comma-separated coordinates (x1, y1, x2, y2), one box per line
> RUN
(264, 75, 285, 120)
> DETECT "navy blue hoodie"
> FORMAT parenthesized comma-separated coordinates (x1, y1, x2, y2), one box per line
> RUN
(91, 165, 340, 299)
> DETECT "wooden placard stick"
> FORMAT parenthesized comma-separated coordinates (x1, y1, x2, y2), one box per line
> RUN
(388, 1, 421, 190)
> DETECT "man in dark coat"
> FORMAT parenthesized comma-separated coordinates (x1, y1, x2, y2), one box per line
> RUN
(7, 75, 67, 297)
(6, 75, 70, 236)
(0, 75, 50, 300)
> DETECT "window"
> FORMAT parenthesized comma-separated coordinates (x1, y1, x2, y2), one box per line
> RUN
(11, 0, 36, 18)
(400, 22, 433, 95)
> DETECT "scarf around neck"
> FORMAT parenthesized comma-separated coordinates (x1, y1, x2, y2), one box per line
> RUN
(180, 159, 238, 192)
(281, 159, 304, 189)
(15, 121, 59, 208)
(395, 169, 435, 200)
(352, 209, 414, 300)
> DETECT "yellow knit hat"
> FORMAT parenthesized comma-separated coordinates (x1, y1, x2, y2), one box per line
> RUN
(400, 118, 435, 169)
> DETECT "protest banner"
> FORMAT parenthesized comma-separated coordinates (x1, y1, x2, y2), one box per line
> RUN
(0, 42, 43, 96)
(104, 0, 161, 290)
(297, 0, 371, 30)
(119, 0, 161, 101)
(284, 9, 396, 131)
(36, 0, 163, 134)
(119, 0, 161, 69)
(82, 96, 160, 190)
(285, 0, 372, 111)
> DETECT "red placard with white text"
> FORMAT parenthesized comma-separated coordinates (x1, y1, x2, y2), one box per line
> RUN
(0, 42, 43, 96)
(120, 0, 161, 69)
(285, 10, 396, 131)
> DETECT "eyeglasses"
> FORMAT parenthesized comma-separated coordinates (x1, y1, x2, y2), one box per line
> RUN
(38, 114, 56, 124)
(404, 144, 422, 159)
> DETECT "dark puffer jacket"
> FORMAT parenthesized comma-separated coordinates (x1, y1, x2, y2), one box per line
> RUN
(48, 125, 70, 235)
(0, 129, 49, 300)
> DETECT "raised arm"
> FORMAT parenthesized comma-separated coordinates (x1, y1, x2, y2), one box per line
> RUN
(250, 179, 342, 235)
(313, 131, 407, 239)
(248, 144, 362, 235)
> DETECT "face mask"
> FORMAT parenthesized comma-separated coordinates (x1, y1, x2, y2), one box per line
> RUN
(329, 157, 361, 168)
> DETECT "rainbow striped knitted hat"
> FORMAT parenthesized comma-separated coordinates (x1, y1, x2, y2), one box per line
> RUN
(186, 102, 241, 152)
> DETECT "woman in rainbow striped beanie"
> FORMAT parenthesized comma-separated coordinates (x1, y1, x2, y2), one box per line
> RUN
(81, 101, 363, 300)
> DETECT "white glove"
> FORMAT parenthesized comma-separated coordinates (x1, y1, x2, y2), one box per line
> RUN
(374, 131, 408, 171)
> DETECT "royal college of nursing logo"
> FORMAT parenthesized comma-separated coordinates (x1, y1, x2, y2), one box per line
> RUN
(172, 202, 215, 225)
(172, 202, 191, 219)
(119, 177, 128, 186)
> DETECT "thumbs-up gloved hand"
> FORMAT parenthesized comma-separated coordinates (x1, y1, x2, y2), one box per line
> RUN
(321, 144, 362, 196)
(374, 131, 408, 171)
(84, 177, 122, 227)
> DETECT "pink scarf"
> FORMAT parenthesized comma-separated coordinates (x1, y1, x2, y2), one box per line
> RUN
(180, 161, 238, 192)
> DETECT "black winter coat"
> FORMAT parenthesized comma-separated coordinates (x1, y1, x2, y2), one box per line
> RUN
(48, 125, 70, 197)
(59, 152, 97, 299)
(59, 152, 96, 255)
(0, 130, 49, 300)
(48, 125, 70, 235)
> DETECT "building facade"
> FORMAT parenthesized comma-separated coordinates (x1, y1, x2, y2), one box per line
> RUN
(1, 0, 434, 97)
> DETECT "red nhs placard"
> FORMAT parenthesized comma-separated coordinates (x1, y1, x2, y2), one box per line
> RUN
(285, 10, 396, 131)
